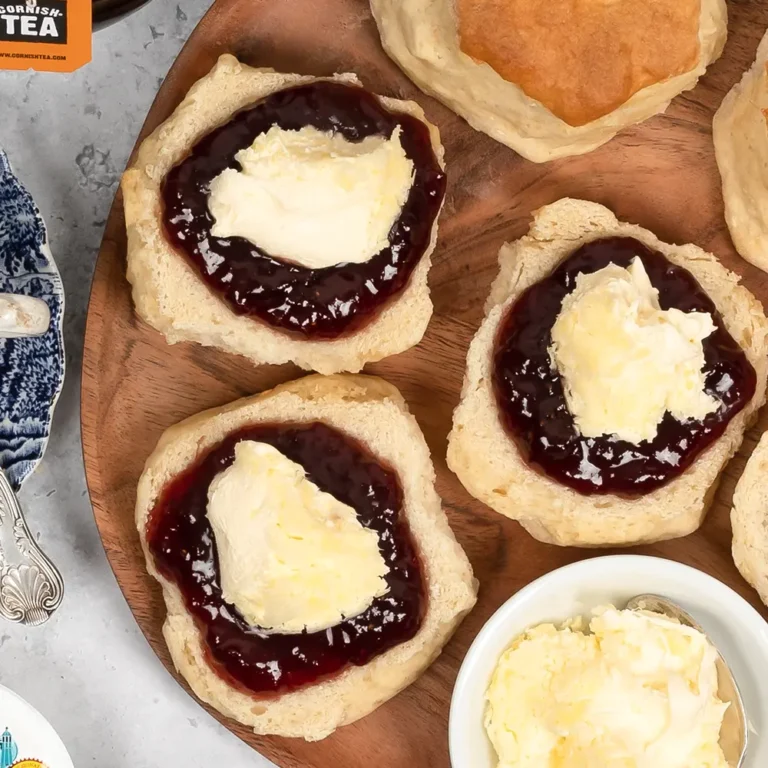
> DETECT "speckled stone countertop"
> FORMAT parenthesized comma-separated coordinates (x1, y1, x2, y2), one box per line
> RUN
(0, 3, 274, 765)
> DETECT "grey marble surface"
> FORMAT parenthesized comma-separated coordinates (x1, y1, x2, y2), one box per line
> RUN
(0, 2, 274, 765)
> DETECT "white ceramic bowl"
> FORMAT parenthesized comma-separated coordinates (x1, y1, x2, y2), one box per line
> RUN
(449, 555, 768, 768)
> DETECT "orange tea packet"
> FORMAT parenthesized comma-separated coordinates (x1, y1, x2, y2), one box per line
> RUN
(0, 0, 90, 72)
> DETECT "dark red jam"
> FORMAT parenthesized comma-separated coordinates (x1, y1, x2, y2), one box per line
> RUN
(493, 237, 756, 496)
(161, 82, 446, 340)
(146, 422, 425, 695)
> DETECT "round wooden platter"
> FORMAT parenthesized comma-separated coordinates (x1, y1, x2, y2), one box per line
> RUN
(82, 1, 768, 766)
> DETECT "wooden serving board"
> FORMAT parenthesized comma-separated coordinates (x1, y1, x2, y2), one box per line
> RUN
(81, 1, 768, 766)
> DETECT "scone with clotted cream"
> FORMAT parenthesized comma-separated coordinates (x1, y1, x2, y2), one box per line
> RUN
(122, 54, 446, 374)
(448, 199, 768, 547)
(370, 0, 727, 162)
(137, 374, 477, 740)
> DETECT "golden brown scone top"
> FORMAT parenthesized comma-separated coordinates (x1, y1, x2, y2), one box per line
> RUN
(457, 0, 701, 126)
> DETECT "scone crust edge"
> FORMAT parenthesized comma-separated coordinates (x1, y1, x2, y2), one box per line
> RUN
(370, 0, 727, 162)
(136, 373, 478, 740)
(731, 431, 768, 607)
(447, 198, 768, 547)
(122, 54, 445, 374)
(714, 29, 768, 273)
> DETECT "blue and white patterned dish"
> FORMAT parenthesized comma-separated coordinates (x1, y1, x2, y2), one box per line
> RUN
(0, 149, 65, 491)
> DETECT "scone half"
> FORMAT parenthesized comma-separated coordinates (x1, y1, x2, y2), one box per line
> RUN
(732, 432, 768, 607)
(137, 374, 477, 741)
(123, 54, 446, 374)
(714, 28, 768, 273)
(371, 0, 726, 162)
(448, 199, 768, 547)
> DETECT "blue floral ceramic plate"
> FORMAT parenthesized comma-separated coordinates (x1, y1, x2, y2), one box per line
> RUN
(0, 149, 65, 491)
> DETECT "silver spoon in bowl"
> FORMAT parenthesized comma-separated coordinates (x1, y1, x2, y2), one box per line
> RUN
(626, 594, 747, 768)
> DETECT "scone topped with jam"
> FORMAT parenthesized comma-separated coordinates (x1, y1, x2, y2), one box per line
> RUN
(493, 237, 753, 496)
(448, 199, 768, 547)
(137, 375, 477, 740)
(122, 54, 446, 373)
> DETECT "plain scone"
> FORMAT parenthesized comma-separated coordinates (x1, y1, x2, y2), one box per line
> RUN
(122, 54, 445, 374)
(137, 373, 478, 741)
(447, 199, 768, 548)
(370, 0, 726, 162)
(714, 28, 768, 273)
(731, 432, 768, 607)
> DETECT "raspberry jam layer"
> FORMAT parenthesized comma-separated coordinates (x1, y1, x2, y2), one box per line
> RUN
(161, 82, 446, 340)
(492, 237, 756, 495)
(146, 422, 425, 695)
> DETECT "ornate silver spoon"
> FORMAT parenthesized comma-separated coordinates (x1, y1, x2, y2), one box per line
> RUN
(626, 594, 747, 768)
(0, 469, 63, 625)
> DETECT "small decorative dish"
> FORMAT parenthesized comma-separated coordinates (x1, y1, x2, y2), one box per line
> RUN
(450, 555, 768, 768)
(0, 149, 66, 626)
(0, 683, 74, 767)
(0, 149, 65, 491)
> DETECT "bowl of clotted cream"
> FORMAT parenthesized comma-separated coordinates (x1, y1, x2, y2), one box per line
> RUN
(449, 555, 768, 768)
